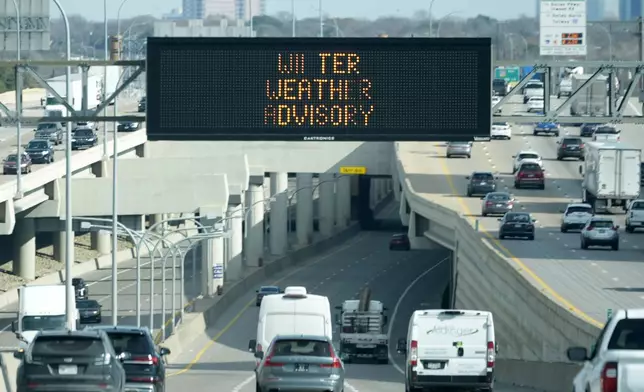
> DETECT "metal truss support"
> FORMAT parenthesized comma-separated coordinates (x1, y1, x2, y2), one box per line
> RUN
(492, 60, 644, 124)
(0, 60, 146, 126)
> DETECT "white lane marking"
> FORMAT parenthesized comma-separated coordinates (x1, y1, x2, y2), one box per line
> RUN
(230, 372, 360, 391)
(388, 256, 450, 376)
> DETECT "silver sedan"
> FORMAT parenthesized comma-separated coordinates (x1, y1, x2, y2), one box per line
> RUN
(255, 335, 345, 392)
(481, 192, 516, 216)
(446, 142, 472, 158)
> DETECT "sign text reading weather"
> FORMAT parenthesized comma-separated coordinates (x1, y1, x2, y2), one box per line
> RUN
(264, 53, 374, 127)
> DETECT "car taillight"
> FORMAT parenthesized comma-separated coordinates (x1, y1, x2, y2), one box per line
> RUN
(487, 342, 495, 368)
(320, 345, 342, 368)
(562, 144, 567, 148)
(410, 340, 418, 367)
(580, 143, 585, 148)
(587, 226, 594, 231)
(264, 354, 284, 367)
(518, 172, 525, 178)
(613, 226, 618, 231)
(535, 172, 543, 178)
(486, 201, 493, 206)
(601, 362, 618, 392)
(130, 355, 159, 366)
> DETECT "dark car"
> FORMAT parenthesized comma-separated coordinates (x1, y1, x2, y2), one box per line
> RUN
(25, 139, 55, 164)
(138, 97, 146, 112)
(493, 78, 508, 96)
(3, 153, 31, 175)
(71, 128, 98, 150)
(72, 277, 89, 299)
(556, 137, 585, 161)
(514, 162, 545, 189)
(481, 191, 515, 216)
(14, 329, 127, 392)
(389, 233, 411, 251)
(256, 285, 282, 306)
(498, 212, 536, 240)
(86, 325, 170, 392)
(466, 171, 497, 197)
(117, 121, 141, 132)
(77, 299, 102, 324)
(580, 123, 601, 137)
(34, 122, 63, 145)
(641, 162, 644, 186)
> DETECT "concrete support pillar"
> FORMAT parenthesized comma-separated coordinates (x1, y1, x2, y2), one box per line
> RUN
(149, 214, 164, 231)
(335, 175, 351, 228)
(369, 178, 378, 209)
(13, 218, 36, 279)
(201, 233, 224, 296)
(90, 231, 110, 255)
(295, 173, 314, 246)
(245, 184, 265, 267)
(269, 172, 288, 256)
(226, 204, 243, 281)
(318, 173, 336, 236)
(53, 230, 75, 264)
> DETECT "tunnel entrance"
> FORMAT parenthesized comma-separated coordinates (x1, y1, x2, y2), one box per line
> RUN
(353, 176, 405, 232)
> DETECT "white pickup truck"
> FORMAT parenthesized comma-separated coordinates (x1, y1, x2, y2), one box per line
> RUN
(335, 290, 389, 364)
(568, 308, 644, 392)
(625, 199, 644, 232)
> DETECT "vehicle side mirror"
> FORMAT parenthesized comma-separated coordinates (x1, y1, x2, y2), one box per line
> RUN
(248, 339, 256, 353)
(497, 218, 502, 222)
(11, 321, 16, 333)
(117, 352, 131, 361)
(255, 351, 264, 360)
(13, 350, 24, 360)
(615, 225, 620, 229)
(566, 347, 588, 362)
(480, 197, 485, 200)
(159, 347, 171, 356)
(511, 155, 516, 158)
(396, 338, 407, 354)
(465, 176, 470, 179)
(532, 219, 538, 223)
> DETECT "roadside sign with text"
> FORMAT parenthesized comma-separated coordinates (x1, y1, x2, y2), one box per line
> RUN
(540, 0, 587, 56)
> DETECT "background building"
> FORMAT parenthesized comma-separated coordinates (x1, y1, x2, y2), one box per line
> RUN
(181, 0, 264, 20)
(619, 0, 643, 20)
(154, 18, 255, 37)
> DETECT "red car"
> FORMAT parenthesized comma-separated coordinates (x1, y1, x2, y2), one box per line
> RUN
(3, 152, 32, 175)
(389, 233, 410, 251)
(514, 161, 545, 189)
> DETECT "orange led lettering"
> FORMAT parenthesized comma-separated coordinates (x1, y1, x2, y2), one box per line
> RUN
(347, 54, 360, 74)
(319, 53, 331, 74)
(329, 80, 342, 100)
(278, 53, 305, 74)
(313, 79, 327, 99)
(360, 105, 374, 125)
(360, 79, 372, 99)
(264, 105, 277, 124)
(291, 105, 308, 125)
(298, 79, 312, 100)
(344, 105, 356, 125)
(282, 79, 297, 100)
(277, 104, 290, 125)
(332, 53, 345, 74)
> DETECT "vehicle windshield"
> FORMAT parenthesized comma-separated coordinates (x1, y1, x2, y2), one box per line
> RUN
(492, 122, 508, 126)
(27, 141, 48, 149)
(526, 82, 542, 88)
(607, 319, 644, 350)
(566, 206, 592, 215)
(76, 300, 99, 309)
(72, 278, 83, 286)
(270, 339, 332, 357)
(631, 202, 644, 210)
(37, 123, 56, 130)
(519, 163, 541, 171)
(472, 173, 493, 181)
(595, 126, 619, 134)
(6, 154, 17, 161)
(104, 332, 153, 355)
(518, 153, 539, 160)
(562, 139, 581, 144)
(74, 129, 93, 136)
(260, 286, 280, 293)
(487, 193, 510, 201)
(32, 336, 105, 356)
(493, 80, 506, 86)
(589, 221, 613, 229)
(22, 315, 66, 331)
(506, 214, 531, 222)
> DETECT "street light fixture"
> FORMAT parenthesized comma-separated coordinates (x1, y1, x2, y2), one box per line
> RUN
(436, 11, 463, 38)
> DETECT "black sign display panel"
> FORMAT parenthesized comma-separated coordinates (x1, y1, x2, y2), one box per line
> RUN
(146, 37, 492, 142)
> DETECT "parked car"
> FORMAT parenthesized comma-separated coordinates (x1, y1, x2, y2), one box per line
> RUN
(24, 139, 55, 164)
(481, 192, 515, 217)
(3, 153, 31, 175)
(14, 329, 128, 392)
(498, 212, 536, 240)
(389, 233, 411, 251)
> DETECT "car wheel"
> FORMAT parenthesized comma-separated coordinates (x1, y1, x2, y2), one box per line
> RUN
(539, 184, 545, 190)
(626, 225, 634, 233)
(446, 155, 451, 158)
(554, 133, 559, 137)
(377, 358, 389, 364)
(514, 182, 520, 189)
(482, 212, 487, 217)
(612, 241, 619, 251)
(561, 225, 567, 233)
(467, 154, 471, 159)
(581, 240, 588, 250)
(556, 156, 562, 161)
(528, 235, 535, 240)
(499, 234, 504, 239)
(404, 245, 411, 251)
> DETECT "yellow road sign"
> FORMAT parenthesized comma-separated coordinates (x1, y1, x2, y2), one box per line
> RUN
(339, 166, 367, 175)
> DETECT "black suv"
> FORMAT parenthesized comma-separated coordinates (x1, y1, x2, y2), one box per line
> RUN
(86, 326, 170, 392)
(71, 128, 98, 150)
(72, 277, 89, 299)
(556, 137, 585, 161)
(15, 329, 127, 392)
(466, 171, 497, 197)
(24, 139, 55, 164)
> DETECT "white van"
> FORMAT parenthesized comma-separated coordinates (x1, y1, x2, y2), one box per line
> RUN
(248, 286, 332, 356)
(396, 310, 497, 392)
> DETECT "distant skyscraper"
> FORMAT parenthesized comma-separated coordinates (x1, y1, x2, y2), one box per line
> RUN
(536, 0, 604, 21)
(619, 0, 643, 20)
(182, 0, 265, 19)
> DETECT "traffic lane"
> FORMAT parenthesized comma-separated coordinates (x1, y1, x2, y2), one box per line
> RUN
(386, 250, 551, 392)
(164, 232, 374, 392)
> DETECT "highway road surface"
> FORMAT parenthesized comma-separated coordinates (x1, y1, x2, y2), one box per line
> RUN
(162, 202, 535, 392)
(400, 94, 644, 329)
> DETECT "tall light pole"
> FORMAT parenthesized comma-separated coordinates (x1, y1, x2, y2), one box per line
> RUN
(291, 0, 296, 37)
(103, 0, 108, 157)
(436, 10, 462, 37)
(12, 0, 22, 197)
(318, 0, 323, 37)
(51, 0, 74, 330)
(428, 0, 437, 37)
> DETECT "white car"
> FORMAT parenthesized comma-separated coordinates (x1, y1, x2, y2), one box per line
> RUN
(560, 203, 593, 232)
(491, 122, 511, 140)
(492, 96, 502, 114)
(74, 121, 98, 131)
(592, 125, 620, 142)
(625, 199, 644, 232)
(526, 96, 544, 113)
(512, 150, 543, 173)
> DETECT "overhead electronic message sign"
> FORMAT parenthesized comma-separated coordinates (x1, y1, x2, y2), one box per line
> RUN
(146, 37, 492, 142)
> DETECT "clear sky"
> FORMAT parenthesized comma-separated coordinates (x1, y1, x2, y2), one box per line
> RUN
(55, 0, 617, 22)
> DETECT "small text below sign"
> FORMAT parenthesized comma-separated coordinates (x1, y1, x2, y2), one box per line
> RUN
(340, 166, 367, 175)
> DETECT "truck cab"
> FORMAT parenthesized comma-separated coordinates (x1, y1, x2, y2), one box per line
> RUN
(335, 296, 389, 364)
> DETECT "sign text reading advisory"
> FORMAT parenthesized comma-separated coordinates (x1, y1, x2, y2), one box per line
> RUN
(146, 37, 492, 141)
